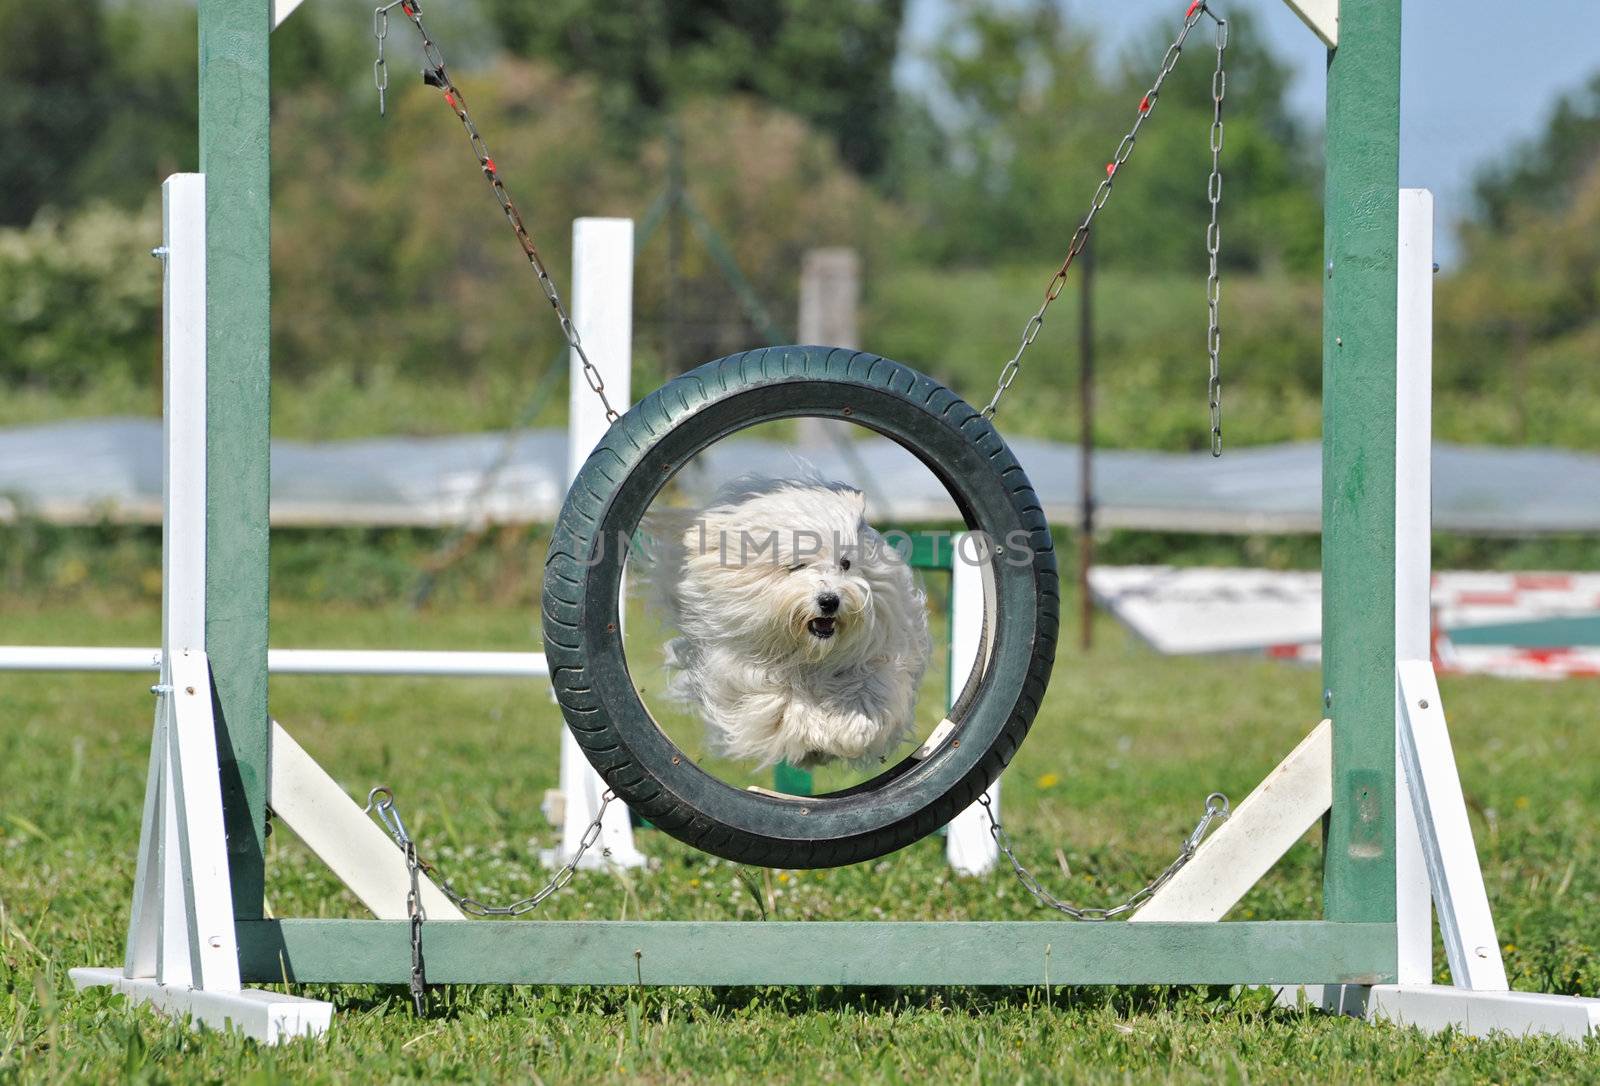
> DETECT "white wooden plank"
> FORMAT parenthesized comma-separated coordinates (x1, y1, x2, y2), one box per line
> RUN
(161, 174, 207, 659)
(1397, 661, 1508, 990)
(267, 721, 464, 920)
(71, 968, 332, 1045)
(1280, 0, 1337, 48)
(566, 217, 633, 482)
(1394, 187, 1436, 984)
(165, 652, 241, 991)
(272, 0, 309, 29)
(550, 218, 645, 870)
(1365, 985, 1600, 1040)
(946, 532, 999, 875)
(1132, 720, 1332, 922)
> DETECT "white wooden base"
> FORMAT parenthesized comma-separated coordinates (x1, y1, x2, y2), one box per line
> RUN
(71, 967, 332, 1044)
(1295, 983, 1600, 1040)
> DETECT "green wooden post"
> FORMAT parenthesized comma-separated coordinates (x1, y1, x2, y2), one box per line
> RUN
(199, 0, 272, 920)
(1320, 0, 1401, 925)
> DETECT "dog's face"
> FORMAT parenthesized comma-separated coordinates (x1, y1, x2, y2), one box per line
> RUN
(679, 482, 886, 664)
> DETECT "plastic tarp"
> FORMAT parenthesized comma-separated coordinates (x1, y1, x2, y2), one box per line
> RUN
(2, 418, 1597, 534)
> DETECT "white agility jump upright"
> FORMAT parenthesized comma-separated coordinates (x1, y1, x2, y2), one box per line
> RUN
(1130, 189, 1599, 1039)
(68, 176, 333, 1043)
(546, 217, 647, 870)
(945, 533, 1000, 875)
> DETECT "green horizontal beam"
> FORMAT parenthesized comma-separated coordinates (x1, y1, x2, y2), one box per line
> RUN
(238, 919, 1395, 987)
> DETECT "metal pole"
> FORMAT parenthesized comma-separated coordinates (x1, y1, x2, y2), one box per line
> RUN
(1077, 243, 1095, 653)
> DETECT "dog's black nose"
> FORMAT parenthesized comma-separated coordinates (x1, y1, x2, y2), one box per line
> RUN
(817, 592, 840, 615)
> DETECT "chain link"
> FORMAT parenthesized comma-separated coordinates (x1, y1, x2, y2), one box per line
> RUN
(983, 2, 1228, 454)
(1205, 17, 1228, 456)
(979, 790, 1229, 920)
(373, 1, 620, 423)
(372, 4, 391, 115)
(365, 783, 616, 1014)
(403, 837, 426, 1013)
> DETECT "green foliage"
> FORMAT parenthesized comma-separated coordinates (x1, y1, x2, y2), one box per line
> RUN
(902, 6, 1322, 274)
(480, 0, 907, 176)
(0, 0, 109, 226)
(0, 200, 161, 390)
(1473, 73, 1600, 229)
(1439, 155, 1600, 445)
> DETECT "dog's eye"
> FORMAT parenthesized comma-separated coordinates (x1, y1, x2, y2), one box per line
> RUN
(840, 558, 851, 571)
(787, 563, 807, 573)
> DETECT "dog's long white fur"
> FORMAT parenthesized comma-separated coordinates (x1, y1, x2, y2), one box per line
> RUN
(647, 476, 931, 769)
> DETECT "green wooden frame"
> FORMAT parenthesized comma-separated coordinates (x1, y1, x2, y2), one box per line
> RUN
(204, 0, 1401, 987)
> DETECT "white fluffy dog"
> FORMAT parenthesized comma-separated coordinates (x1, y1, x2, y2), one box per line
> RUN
(649, 476, 931, 769)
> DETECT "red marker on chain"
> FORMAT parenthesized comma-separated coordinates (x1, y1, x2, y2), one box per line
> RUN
(1185, 0, 1201, 17)
(1106, 162, 1117, 178)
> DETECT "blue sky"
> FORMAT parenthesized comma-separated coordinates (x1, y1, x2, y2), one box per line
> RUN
(900, 0, 1600, 264)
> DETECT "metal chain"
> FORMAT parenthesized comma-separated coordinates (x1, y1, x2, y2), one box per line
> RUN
(364, 784, 616, 1013)
(1205, 16, 1228, 456)
(979, 790, 1229, 920)
(372, 4, 391, 115)
(372, 0, 621, 423)
(402, 837, 426, 1014)
(983, 1, 1228, 449)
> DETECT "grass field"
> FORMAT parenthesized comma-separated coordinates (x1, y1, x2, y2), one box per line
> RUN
(3, 591, 1599, 1082)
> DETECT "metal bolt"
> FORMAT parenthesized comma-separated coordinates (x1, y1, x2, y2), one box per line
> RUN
(150, 246, 169, 260)
(1419, 698, 1429, 709)
(1323, 689, 1333, 708)
(185, 686, 196, 695)
(150, 683, 173, 695)
(1335, 336, 1343, 347)
(1326, 260, 1334, 278)
(1432, 263, 1440, 274)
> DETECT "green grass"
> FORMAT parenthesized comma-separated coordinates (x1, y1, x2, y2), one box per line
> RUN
(3, 592, 1600, 1082)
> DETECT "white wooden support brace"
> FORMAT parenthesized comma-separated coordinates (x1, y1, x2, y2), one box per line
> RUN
(1131, 721, 1332, 922)
(549, 217, 646, 869)
(271, 0, 308, 29)
(945, 532, 999, 875)
(267, 721, 464, 921)
(1281, 0, 1337, 48)
(1395, 662, 1506, 990)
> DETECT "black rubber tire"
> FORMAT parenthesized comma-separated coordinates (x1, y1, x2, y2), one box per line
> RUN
(543, 345, 1058, 868)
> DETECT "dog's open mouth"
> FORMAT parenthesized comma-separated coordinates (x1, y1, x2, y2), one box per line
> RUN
(806, 617, 838, 640)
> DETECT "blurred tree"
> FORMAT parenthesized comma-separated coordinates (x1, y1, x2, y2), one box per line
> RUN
(65, 2, 198, 212)
(904, 4, 1321, 274)
(477, 0, 906, 176)
(0, 201, 161, 388)
(1473, 74, 1600, 230)
(0, 0, 110, 225)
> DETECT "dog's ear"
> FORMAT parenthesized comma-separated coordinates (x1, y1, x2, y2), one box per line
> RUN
(840, 486, 866, 518)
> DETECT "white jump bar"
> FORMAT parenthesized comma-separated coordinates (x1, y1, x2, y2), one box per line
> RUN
(0, 647, 548, 679)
